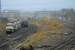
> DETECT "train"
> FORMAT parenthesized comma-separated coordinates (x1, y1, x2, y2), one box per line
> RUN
(5, 18, 28, 34)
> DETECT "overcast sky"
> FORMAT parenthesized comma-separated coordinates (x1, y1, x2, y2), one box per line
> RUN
(1, 0, 75, 11)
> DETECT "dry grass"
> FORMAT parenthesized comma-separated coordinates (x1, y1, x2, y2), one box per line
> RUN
(0, 21, 7, 32)
(16, 17, 64, 49)
(0, 21, 7, 37)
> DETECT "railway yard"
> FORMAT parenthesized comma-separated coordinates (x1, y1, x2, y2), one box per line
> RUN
(0, 0, 75, 50)
(0, 9, 75, 50)
(0, 18, 75, 50)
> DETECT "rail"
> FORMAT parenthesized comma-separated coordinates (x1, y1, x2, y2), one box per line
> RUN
(19, 33, 75, 50)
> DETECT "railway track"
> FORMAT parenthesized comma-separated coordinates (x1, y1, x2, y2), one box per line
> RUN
(29, 33, 75, 50)
(0, 25, 37, 50)
(49, 33, 75, 50)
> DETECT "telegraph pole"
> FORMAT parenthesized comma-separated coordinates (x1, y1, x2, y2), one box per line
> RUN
(0, 0, 1, 12)
(0, 0, 1, 17)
